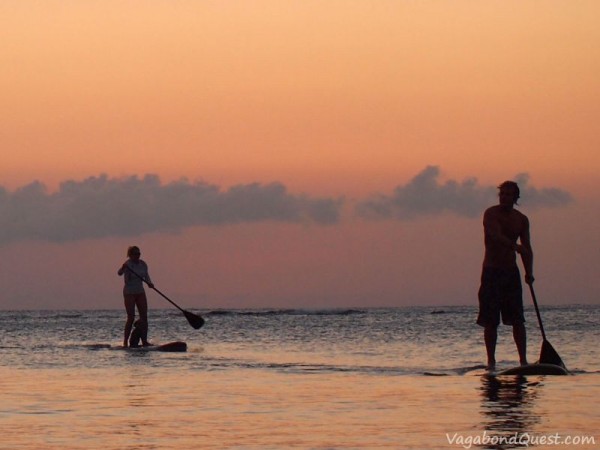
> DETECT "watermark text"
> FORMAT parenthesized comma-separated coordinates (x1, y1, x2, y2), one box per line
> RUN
(447, 431, 596, 449)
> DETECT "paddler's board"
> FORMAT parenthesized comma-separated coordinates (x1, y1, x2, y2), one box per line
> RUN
(115, 341, 187, 352)
(495, 363, 568, 376)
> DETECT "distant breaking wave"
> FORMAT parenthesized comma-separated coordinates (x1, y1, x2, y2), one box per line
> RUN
(206, 309, 366, 317)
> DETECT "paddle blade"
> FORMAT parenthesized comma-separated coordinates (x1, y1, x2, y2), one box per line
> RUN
(539, 339, 565, 369)
(183, 310, 205, 330)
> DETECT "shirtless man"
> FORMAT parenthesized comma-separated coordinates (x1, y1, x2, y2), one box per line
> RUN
(477, 181, 534, 371)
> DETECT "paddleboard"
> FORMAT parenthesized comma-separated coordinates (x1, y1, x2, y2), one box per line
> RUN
(496, 363, 568, 376)
(118, 341, 187, 352)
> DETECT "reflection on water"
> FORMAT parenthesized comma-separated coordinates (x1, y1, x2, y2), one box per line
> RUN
(479, 375, 541, 449)
(1, 307, 598, 448)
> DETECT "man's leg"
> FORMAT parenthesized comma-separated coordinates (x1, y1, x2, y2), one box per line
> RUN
(484, 325, 498, 370)
(513, 323, 527, 365)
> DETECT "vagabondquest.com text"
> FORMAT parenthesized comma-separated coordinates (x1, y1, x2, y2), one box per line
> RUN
(447, 431, 596, 449)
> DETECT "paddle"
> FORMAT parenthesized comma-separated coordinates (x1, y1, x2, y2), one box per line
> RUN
(125, 266, 205, 330)
(528, 283, 565, 368)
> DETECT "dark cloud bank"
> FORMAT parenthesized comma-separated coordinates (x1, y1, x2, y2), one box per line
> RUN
(357, 166, 574, 220)
(0, 175, 342, 244)
(0, 167, 573, 244)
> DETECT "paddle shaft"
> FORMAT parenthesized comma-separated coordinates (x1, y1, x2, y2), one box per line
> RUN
(528, 283, 547, 341)
(528, 283, 566, 368)
(124, 265, 186, 313)
(149, 285, 186, 313)
(122, 264, 204, 330)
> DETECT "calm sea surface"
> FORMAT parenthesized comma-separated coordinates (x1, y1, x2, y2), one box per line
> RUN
(1, 305, 598, 449)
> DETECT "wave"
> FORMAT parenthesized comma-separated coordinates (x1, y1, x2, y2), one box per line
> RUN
(51, 313, 84, 319)
(201, 358, 413, 375)
(206, 308, 366, 317)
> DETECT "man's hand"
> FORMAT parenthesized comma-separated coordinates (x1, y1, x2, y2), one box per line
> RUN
(525, 273, 535, 285)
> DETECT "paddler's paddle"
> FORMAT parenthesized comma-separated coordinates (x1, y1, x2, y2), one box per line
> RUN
(125, 266, 205, 330)
(528, 283, 565, 368)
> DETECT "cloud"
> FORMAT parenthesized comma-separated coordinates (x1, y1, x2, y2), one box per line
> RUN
(356, 166, 574, 220)
(0, 168, 575, 244)
(512, 172, 575, 208)
(0, 175, 343, 244)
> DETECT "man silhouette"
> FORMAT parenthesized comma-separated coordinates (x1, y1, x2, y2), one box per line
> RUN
(477, 181, 534, 371)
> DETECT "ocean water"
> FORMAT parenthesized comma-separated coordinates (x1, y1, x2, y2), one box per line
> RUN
(0, 305, 598, 449)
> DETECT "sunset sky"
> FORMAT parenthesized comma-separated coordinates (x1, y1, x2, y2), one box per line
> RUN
(1, 1, 599, 310)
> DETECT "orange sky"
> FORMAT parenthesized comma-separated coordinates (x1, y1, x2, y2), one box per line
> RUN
(2, 1, 599, 193)
(1, 1, 599, 310)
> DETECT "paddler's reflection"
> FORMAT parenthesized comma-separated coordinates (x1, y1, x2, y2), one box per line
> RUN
(479, 375, 542, 448)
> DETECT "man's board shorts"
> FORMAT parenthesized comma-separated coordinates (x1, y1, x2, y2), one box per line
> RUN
(477, 266, 525, 327)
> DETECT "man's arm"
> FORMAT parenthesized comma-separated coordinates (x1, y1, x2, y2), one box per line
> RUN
(519, 216, 534, 284)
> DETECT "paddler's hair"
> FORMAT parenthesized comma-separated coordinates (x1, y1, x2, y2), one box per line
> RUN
(498, 181, 520, 205)
(127, 246, 141, 257)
